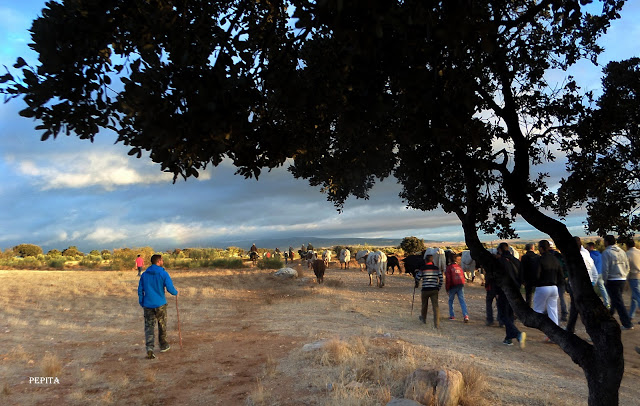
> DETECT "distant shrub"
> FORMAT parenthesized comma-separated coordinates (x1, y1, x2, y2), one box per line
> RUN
(400, 236, 425, 255)
(47, 249, 62, 257)
(12, 257, 44, 269)
(80, 256, 101, 269)
(257, 258, 283, 269)
(48, 258, 66, 269)
(62, 246, 84, 257)
(211, 258, 244, 269)
(13, 243, 43, 258)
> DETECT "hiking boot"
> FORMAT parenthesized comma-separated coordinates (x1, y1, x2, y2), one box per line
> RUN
(418, 316, 426, 324)
(464, 315, 469, 323)
(518, 332, 526, 349)
(502, 339, 513, 346)
(146, 350, 156, 359)
(485, 321, 495, 327)
(621, 325, 634, 331)
(160, 345, 171, 352)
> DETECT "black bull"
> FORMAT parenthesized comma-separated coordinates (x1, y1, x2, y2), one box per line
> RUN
(402, 254, 425, 288)
(312, 259, 326, 283)
(386, 255, 400, 274)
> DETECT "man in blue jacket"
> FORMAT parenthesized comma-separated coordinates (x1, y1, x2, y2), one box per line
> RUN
(138, 254, 178, 359)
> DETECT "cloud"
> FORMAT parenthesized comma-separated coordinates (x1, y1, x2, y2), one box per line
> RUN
(86, 227, 128, 244)
(12, 152, 182, 190)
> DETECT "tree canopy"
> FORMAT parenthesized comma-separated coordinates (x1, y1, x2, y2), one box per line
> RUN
(1, 1, 633, 404)
(559, 57, 640, 238)
(399, 236, 426, 255)
(13, 243, 43, 258)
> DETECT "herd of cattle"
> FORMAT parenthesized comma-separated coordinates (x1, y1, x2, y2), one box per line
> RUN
(295, 247, 521, 287)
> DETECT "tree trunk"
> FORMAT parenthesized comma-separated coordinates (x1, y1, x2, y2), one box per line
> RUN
(498, 170, 624, 405)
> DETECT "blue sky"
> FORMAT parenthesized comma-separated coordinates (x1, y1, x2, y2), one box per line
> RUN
(1, 1, 638, 253)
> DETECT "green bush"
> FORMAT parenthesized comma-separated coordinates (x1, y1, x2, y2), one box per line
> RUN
(13, 243, 43, 258)
(8, 257, 44, 269)
(400, 236, 426, 255)
(48, 258, 66, 269)
(47, 249, 62, 257)
(257, 258, 283, 269)
(79, 257, 100, 269)
(210, 258, 244, 269)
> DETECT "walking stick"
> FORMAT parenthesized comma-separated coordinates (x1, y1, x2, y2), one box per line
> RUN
(410, 284, 417, 316)
(175, 295, 183, 349)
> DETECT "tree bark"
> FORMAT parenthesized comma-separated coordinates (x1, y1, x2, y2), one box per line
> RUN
(497, 165, 624, 405)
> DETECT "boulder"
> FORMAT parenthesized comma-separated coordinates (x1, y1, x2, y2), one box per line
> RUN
(302, 339, 328, 352)
(274, 268, 298, 278)
(404, 367, 464, 406)
(386, 398, 423, 406)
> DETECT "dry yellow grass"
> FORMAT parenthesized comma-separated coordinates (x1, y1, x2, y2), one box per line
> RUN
(0, 267, 638, 405)
(41, 353, 62, 376)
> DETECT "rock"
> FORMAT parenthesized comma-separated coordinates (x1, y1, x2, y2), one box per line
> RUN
(386, 398, 423, 406)
(274, 268, 298, 278)
(302, 339, 328, 352)
(404, 367, 464, 406)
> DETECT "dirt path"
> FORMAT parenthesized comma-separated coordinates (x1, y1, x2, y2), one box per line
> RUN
(1, 265, 639, 405)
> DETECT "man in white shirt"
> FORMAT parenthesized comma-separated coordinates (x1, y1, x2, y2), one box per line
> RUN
(626, 239, 640, 324)
(602, 235, 633, 330)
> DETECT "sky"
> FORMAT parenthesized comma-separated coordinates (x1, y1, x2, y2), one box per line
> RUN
(1, 1, 639, 253)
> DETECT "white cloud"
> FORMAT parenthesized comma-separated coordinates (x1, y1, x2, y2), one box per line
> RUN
(86, 227, 128, 244)
(14, 152, 180, 190)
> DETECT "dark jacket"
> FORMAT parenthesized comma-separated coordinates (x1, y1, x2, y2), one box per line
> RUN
(520, 250, 540, 285)
(500, 252, 522, 287)
(535, 252, 564, 287)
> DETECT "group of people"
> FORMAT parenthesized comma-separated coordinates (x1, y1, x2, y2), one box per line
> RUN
(250, 244, 297, 263)
(414, 235, 640, 348)
(135, 234, 639, 360)
(518, 235, 638, 334)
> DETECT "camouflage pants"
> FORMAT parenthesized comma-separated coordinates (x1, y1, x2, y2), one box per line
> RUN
(144, 304, 168, 351)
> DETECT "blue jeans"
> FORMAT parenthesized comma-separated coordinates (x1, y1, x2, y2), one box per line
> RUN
(606, 280, 633, 328)
(448, 285, 468, 318)
(595, 274, 610, 307)
(628, 278, 640, 319)
(496, 287, 520, 340)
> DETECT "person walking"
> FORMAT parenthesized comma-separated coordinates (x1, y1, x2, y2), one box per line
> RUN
(565, 236, 599, 334)
(135, 254, 144, 277)
(445, 254, 469, 322)
(138, 254, 179, 359)
(484, 267, 503, 327)
(626, 239, 640, 323)
(587, 242, 610, 309)
(602, 235, 634, 330)
(415, 254, 443, 329)
(496, 242, 526, 348)
(549, 243, 569, 322)
(533, 240, 564, 340)
(520, 243, 539, 307)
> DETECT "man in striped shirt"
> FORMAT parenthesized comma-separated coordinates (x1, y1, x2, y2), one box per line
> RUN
(415, 254, 444, 328)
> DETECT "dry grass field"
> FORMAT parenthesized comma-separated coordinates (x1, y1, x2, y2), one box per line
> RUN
(1, 262, 639, 405)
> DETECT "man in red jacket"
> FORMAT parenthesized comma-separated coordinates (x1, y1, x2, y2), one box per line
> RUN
(445, 254, 469, 323)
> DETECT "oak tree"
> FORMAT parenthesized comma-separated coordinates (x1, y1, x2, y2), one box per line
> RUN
(1, 1, 630, 404)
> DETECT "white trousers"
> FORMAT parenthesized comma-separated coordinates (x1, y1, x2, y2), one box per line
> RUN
(533, 285, 559, 325)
